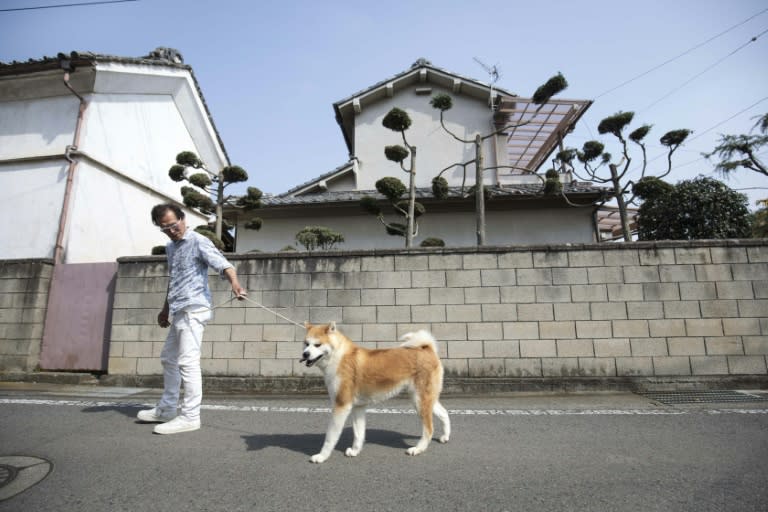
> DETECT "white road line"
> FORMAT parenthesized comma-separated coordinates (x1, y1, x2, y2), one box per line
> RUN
(1, 398, 767, 415)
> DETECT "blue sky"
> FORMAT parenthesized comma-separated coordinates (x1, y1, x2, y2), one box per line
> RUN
(2, 0, 767, 208)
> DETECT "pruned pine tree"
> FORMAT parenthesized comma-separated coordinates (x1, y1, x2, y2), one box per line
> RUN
(361, 176, 425, 246)
(555, 112, 691, 241)
(704, 112, 768, 178)
(295, 226, 345, 251)
(704, 113, 768, 238)
(375, 107, 420, 248)
(429, 73, 569, 245)
(168, 151, 263, 251)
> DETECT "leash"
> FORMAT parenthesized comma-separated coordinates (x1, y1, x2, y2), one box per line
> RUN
(194, 293, 305, 328)
(238, 295, 305, 328)
(117, 293, 306, 328)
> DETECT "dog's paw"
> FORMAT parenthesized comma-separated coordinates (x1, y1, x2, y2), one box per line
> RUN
(310, 453, 328, 464)
(406, 447, 424, 456)
(439, 435, 449, 444)
(345, 447, 360, 457)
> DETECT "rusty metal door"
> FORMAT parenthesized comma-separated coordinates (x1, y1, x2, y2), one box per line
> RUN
(39, 263, 118, 371)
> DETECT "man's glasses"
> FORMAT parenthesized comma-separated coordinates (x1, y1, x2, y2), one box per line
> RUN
(158, 220, 183, 232)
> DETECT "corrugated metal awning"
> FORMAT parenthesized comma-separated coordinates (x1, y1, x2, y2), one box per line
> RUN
(495, 97, 592, 174)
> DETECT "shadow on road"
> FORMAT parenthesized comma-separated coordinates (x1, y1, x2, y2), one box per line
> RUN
(80, 403, 144, 419)
(242, 428, 417, 456)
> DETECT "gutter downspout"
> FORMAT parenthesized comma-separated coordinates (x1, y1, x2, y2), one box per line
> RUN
(54, 67, 88, 264)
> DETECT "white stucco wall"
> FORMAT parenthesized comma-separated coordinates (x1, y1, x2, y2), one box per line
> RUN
(93, 63, 228, 174)
(0, 63, 218, 263)
(237, 207, 595, 252)
(0, 96, 72, 259)
(83, 93, 204, 203)
(0, 160, 67, 259)
(65, 161, 206, 262)
(354, 84, 499, 190)
(0, 96, 79, 159)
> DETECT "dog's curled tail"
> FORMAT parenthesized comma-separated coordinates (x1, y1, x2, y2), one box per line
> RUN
(398, 329, 438, 352)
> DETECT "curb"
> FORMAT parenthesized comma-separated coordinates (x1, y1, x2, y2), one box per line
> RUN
(3, 372, 767, 394)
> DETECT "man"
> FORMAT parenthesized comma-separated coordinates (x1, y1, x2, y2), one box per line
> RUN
(137, 203, 246, 434)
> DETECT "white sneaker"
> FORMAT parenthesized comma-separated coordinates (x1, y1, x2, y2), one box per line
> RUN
(153, 416, 200, 435)
(137, 408, 176, 423)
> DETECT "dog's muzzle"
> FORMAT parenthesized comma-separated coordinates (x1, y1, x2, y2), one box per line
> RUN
(299, 353, 323, 367)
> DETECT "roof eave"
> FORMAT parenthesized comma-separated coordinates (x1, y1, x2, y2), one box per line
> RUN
(333, 62, 517, 156)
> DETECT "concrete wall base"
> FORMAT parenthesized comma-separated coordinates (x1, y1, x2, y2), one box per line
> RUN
(3, 373, 761, 395)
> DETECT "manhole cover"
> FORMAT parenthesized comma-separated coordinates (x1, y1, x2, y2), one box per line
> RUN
(0, 456, 52, 502)
(639, 390, 768, 405)
(0, 465, 19, 488)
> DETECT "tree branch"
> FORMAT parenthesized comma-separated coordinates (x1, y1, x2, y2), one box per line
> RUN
(745, 148, 768, 176)
(439, 111, 472, 144)
(632, 140, 648, 181)
(437, 160, 475, 178)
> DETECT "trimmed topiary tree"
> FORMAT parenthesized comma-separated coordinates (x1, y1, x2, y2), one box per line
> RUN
(168, 150, 263, 251)
(361, 177, 425, 242)
(555, 112, 691, 241)
(429, 73, 569, 245)
(295, 226, 345, 251)
(377, 107, 420, 247)
(419, 237, 445, 248)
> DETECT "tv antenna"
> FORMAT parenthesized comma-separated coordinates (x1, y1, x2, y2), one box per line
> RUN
(473, 57, 500, 110)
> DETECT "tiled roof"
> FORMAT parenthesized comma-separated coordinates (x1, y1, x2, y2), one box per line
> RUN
(279, 161, 354, 197)
(332, 58, 517, 108)
(0, 48, 189, 74)
(261, 182, 610, 207)
(0, 48, 230, 164)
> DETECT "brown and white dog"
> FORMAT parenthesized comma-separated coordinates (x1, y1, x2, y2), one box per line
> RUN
(300, 322, 451, 463)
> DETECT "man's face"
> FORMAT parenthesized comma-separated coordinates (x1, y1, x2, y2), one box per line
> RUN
(157, 209, 186, 241)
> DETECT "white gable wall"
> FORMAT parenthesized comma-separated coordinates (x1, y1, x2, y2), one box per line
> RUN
(66, 160, 191, 261)
(66, 86, 212, 261)
(353, 84, 500, 190)
(83, 92, 202, 202)
(93, 63, 228, 172)
(0, 63, 218, 262)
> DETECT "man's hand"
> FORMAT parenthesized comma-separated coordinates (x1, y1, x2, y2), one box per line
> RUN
(224, 268, 247, 301)
(157, 310, 170, 328)
(232, 283, 247, 300)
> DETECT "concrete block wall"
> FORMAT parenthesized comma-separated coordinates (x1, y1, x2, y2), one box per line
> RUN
(107, 241, 768, 380)
(0, 259, 53, 371)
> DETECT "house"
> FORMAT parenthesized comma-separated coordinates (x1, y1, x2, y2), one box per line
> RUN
(231, 59, 610, 251)
(0, 47, 224, 263)
(0, 48, 227, 373)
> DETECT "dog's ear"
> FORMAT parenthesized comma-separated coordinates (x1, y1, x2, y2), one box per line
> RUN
(327, 321, 336, 333)
(304, 321, 312, 330)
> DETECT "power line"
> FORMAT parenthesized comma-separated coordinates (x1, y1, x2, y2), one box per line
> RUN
(594, 7, 768, 100)
(639, 27, 768, 114)
(687, 96, 768, 143)
(0, 0, 136, 12)
(618, 99, 768, 174)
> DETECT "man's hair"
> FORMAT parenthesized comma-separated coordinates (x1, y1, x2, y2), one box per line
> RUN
(151, 203, 185, 226)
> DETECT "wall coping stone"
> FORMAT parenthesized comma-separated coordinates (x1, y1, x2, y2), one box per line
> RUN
(116, 239, 766, 264)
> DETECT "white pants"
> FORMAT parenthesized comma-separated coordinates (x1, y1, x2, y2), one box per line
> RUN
(157, 308, 212, 420)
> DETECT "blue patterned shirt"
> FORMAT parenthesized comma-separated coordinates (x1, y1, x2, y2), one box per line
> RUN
(165, 229, 233, 315)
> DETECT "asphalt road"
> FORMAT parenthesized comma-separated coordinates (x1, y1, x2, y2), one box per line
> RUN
(1, 383, 767, 512)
